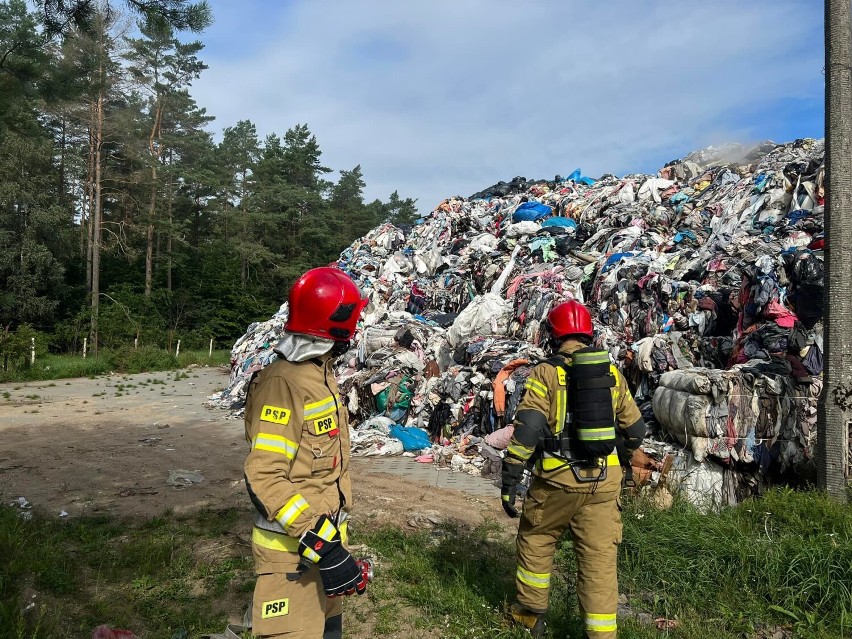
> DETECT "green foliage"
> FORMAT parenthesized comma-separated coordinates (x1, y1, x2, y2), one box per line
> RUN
(0, 323, 46, 372)
(34, 0, 212, 37)
(0, 1, 418, 360)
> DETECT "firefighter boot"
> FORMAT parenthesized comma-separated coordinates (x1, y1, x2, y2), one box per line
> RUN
(510, 603, 547, 638)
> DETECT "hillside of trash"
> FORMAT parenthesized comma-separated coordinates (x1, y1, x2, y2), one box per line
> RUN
(209, 138, 832, 509)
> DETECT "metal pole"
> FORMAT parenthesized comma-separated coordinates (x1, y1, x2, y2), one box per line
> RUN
(134, 337, 138, 350)
(30, 338, 35, 365)
(209, 338, 213, 358)
(819, 0, 852, 500)
(83, 337, 87, 359)
(176, 340, 181, 358)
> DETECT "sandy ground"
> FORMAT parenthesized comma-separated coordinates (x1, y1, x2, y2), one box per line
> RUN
(0, 366, 509, 529)
(0, 367, 519, 638)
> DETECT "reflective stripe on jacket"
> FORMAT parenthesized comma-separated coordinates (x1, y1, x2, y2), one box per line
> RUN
(506, 340, 643, 491)
(244, 355, 352, 540)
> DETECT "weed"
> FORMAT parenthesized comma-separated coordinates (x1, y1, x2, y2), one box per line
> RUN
(25, 394, 40, 400)
(2, 392, 9, 399)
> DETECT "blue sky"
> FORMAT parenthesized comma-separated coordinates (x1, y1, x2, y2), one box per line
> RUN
(190, 1, 825, 213)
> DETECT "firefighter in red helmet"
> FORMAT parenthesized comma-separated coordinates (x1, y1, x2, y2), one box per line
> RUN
(243, 267, 369, 639)
(501, 300, 645, 638)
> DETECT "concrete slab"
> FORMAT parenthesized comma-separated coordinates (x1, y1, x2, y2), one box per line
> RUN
(358, 457, 500, 498)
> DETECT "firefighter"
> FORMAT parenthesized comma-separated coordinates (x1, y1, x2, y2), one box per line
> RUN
(500, 300, 645, 639)
(244, 267, 369, 639)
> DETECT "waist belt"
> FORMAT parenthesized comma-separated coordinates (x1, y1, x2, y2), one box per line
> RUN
(538, 452, 619, 472)
(252, 514, 350, 554)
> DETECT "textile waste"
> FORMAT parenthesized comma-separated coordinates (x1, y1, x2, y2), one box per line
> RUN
(210, 138, 836, 509)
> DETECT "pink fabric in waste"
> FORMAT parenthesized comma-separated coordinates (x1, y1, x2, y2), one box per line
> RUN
(484, 425, 515, 450)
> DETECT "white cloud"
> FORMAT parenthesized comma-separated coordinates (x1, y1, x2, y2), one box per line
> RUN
(192, 0, 823, 211)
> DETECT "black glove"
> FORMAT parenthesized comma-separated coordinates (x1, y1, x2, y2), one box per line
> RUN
(501, 458, 524, 518)
(299, 515, 366, 597)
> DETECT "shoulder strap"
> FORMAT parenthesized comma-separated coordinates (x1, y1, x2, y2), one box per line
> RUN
(544, 355, 570, 369)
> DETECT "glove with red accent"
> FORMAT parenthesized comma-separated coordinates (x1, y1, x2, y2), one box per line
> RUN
(299, 515, 366, 597)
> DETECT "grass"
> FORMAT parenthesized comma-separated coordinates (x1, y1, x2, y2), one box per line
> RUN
(1, 489, 849, 638)
(0, 348, 231, 383)
(358, 488, 852, 639)
(0, 506, 252, 639)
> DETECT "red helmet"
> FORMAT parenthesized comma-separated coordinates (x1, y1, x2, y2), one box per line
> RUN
(547, 300, 593, 339)
(285, 267, 367, 341)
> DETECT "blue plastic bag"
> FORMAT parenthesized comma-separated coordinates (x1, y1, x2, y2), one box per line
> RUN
(388, 426, 431, 452)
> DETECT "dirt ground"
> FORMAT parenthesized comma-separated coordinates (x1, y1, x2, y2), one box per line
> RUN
(0, 366, 509, 531)
(1, 366, 519, 637)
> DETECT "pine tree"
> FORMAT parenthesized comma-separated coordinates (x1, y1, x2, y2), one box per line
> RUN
(35, 0, 211, 36)
(126, 15, 206, 296)
(385, 189, 419, 226)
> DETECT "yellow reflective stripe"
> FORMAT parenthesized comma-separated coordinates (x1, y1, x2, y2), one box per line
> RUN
(253, 433, 299, 459)
(539, 452, 619, 471)
(555, 389, 566, 435)
(275, 494, 310, 532)
(573, 352, 610, 365)
(304, 396, 337, 418)
(585, 613, 617, 632)
(577, 427, 617, 441)
(540, 454, 569, 471)
(252, 527, 300, 552)
(611, 365, 622, 407)
(317, 517, 337, 542)
(525, 380, 548, 398)
(508, 443, 535, 460)
(517, 566, 550, 589)
(252, 522, 349, 556)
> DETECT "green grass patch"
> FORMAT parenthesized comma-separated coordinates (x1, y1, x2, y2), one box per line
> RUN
(0, 506, 252, 638)
(2, 489, 848, 638)
(618, 488, 852, 638)
(358, 489, 852, 638)
(0, 349, 230, 383)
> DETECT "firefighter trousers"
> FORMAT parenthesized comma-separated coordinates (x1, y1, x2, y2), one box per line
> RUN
(251, 528, 343, 638)
(515, 477, 622, 639)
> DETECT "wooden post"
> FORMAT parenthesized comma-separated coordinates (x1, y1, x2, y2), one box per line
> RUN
(208, 338, 213, 358)
(83, 337, 87, 359)
(30, 338, 35, 365)
(134, 337, 138, 350)
(176, 340, 181, 358)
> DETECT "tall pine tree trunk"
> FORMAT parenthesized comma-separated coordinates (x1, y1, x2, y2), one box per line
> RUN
(166, 164, 174, 292)
(144, 102, 163, 298)
(819, 0, 852, 500)
(85, 107, 95, 293)
(90, 91, 104, 357)
(145, 172, 156, 297)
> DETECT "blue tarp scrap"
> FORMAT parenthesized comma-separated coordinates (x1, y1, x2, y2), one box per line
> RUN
(512, 201, 553, 222)
(542, 217, 578, 229)
(601, 251, 637, 273)
(566, 168, 596, 186)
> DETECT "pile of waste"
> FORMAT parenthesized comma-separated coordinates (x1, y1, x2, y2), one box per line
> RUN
(210, 138, 828, 508)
